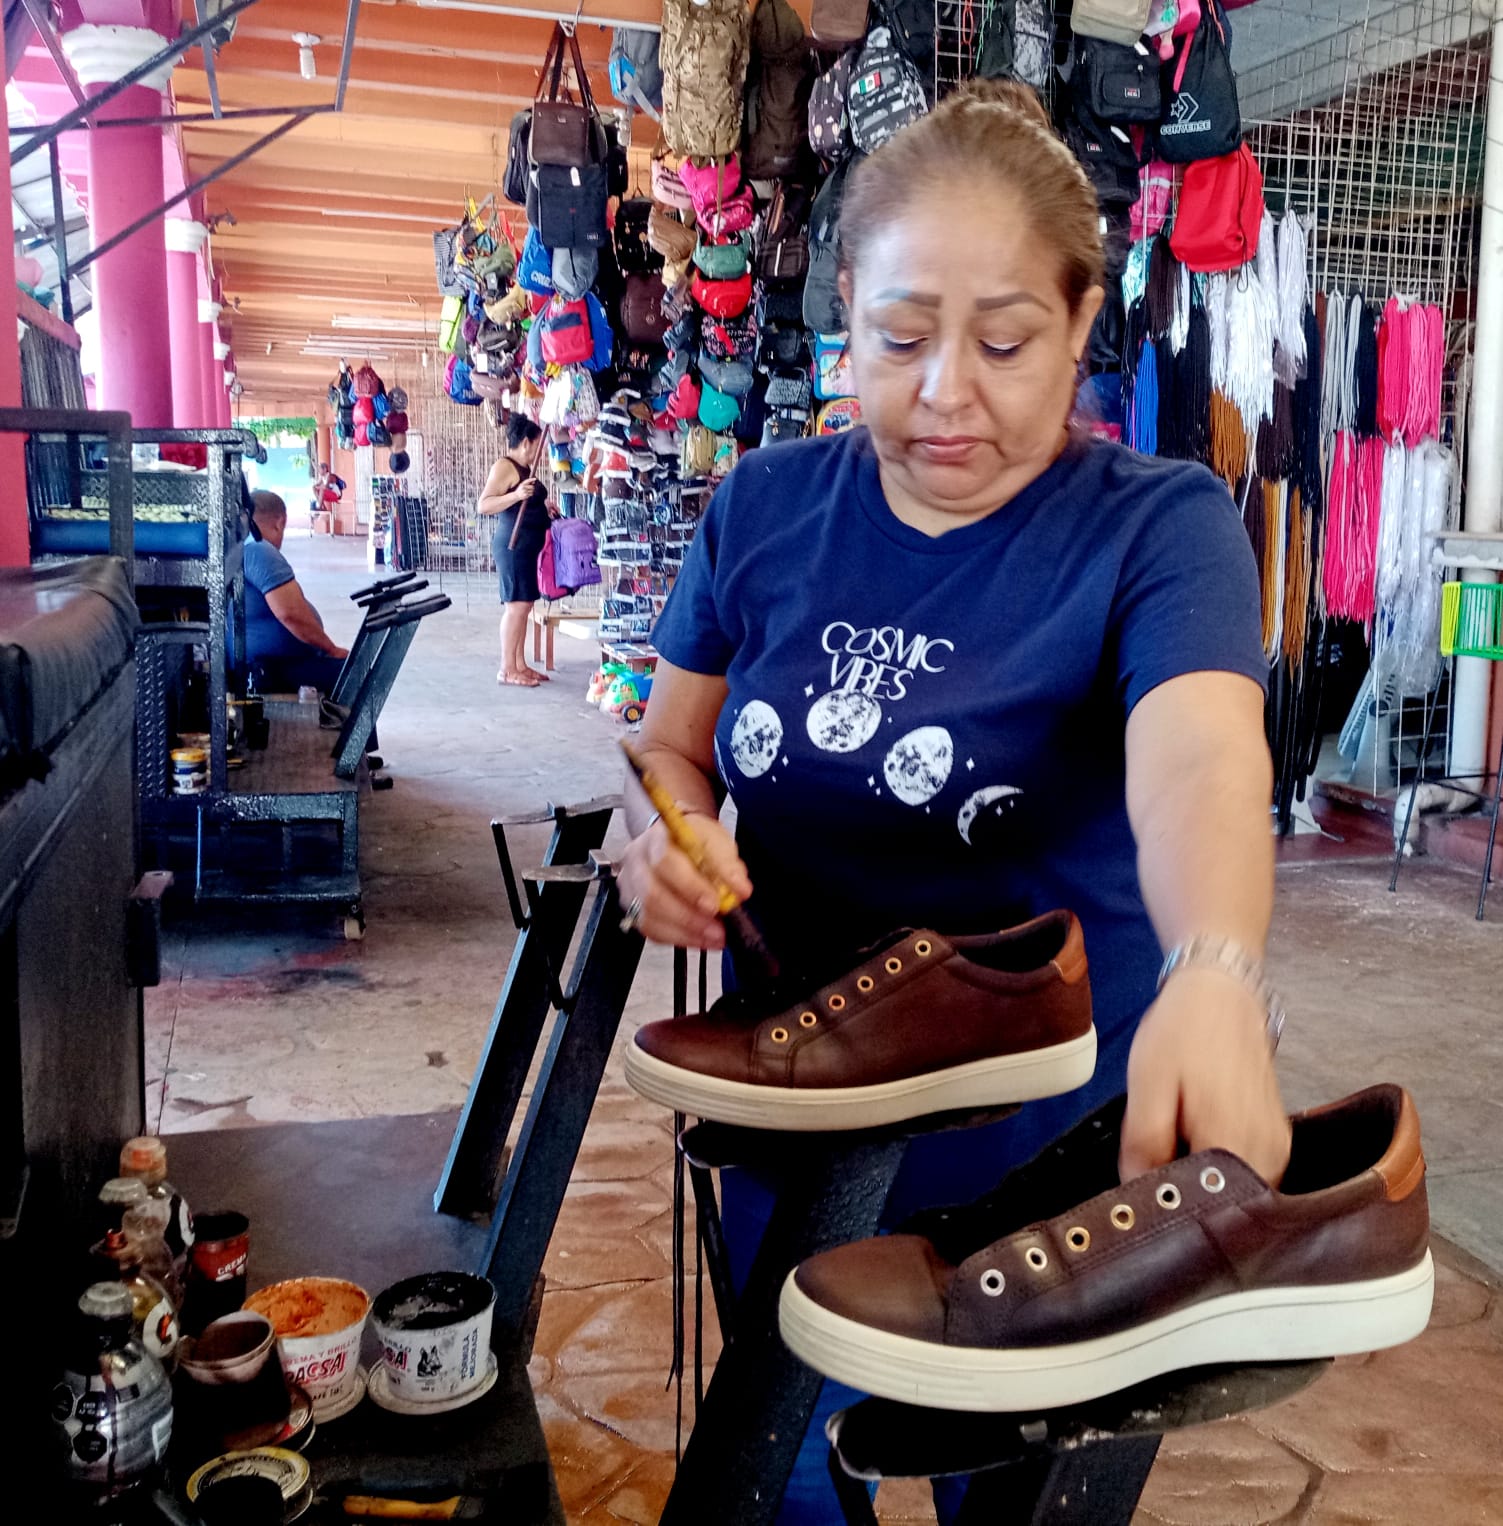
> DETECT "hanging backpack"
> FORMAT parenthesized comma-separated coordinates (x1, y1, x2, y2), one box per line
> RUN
(807, 50, 855, 166)
(530, 23, 607, 170)
(615, 199, 663, 275)
(1078, 36, 1163, 123)
(811, 0, 868, 47)
(540, 515, 602, 597)
(660, 0, 751, 159)
(541, 298, 595, 365)
(585, 291, 615, 371)
(438, 294, 465, 355)
(621, 273, 670, 346)
(610, 27, 663, 117)
(814, 333, 856, 399)
(446, 354, 480, 404)
(1013, 0, 1053, 87)
(433, 227, 465, 296)
(847, 26, 928, 155)
(690, 268, 753, 318)
(1158, 0, 1241, 163)
(533, 162, 610, 250)
(1061, 89, 1141, 209)
(648, 205, 697, 264)
(803, 159, 853, 333)
(693, 231, 752, 281)
(1169, 142, 1263, 271)
(882, 0, 938, 105)
(755, 183, 811, 289)
(552, 244, 599, 300)
(504, 110, 532, 204)
(1070, 0, 1155, 45)
(742, 0, 814, 183)
(353, 362, 381, 398)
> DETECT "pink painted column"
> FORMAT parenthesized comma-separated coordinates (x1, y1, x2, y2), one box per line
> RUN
(198, 299, 221, 427)
(62, 19, 177, 428)
(213, 339, 232, 426)
(164, 219, 207, 427)
(0, 104, 29, 565)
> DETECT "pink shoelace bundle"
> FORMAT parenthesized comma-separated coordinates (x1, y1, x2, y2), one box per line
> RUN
(1376, 299, 1443, 445)
(1323, 432, 1387, 628)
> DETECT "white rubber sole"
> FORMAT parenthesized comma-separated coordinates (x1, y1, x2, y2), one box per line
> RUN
(622, 1027, 1097, 1131)
(778, 1249, 1435, 1411)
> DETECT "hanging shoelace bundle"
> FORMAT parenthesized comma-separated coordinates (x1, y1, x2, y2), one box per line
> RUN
(1273, 212, 1309, 385)
(1320, 290, 1359, 439)
(1374, 439, 1456, 694)
(1128, 334, 1160, 455)
(1372, 438, 1410, 664)
(1354, 297, 1381, 438)
(1255, 382, 1296, 482)
(1377, 299, 1445, 444)
(1282, 483, 1311, 667)
(1145, 236, 1179, 341)
(1224, 267, 1276, 442)
(1257, 479, 1288, 661)
(1161, 301, 1211, 462)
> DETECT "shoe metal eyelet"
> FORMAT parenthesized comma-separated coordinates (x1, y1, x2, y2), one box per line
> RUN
(885, 957, 903, 974)
(1110, 1205, 1135, 1231)
(1156, 1183, 1182, 1210)
(915, 940, 932, 956)
(856, 976, 875, 993)
(798, 1011, 818, 1029)
(770, 1027, 789, 1043)
(1025, 1247, 1048, 1271)
(1065, 1227, 1091, 1253)
(979, 1269, 1006, 1297)
(1200, 1167, 1226, 1194)
(828, 993, 847, 1012)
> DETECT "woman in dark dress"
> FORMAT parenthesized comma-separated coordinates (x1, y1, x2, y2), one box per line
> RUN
(478, 414, 551, 687)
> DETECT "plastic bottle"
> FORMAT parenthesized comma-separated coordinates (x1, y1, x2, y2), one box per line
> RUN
(96, 1176, 149, 1240)
(118, 1136, 195, 1287)
(122, 1204, 183, 1306)
(53, 1282, 174, 1506)
(91, 1227, 180, 1368)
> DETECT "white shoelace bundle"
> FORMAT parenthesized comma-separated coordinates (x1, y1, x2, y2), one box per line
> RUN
(1206, 273, 1230, 391)
(1373, 440, 1456, 694)
(1224, 268, 1276, 440)
(1274, 213, 1309, 384)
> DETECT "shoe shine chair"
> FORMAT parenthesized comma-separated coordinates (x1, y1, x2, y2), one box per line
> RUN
(440, 802, 1328, 1525)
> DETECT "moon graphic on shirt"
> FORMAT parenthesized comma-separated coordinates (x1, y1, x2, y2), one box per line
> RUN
(730, 701, 783, 778)
(883, 727, 954, 806)
(806, 691, 883, 753)
(957, 786, 1023, 846)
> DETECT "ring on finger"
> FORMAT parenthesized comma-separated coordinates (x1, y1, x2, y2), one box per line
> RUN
(620, 895, 645, 934)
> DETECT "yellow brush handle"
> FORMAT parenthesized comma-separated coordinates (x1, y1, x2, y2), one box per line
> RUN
(341, 1496, 461, 1520)
(622, 743, 740, 914)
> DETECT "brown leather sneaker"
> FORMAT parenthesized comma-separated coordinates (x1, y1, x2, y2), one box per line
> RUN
(780, 1084, 1434, 1409)
(623, 911, 1096, 1130)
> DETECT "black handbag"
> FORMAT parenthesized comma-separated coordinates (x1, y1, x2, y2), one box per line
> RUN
(1158, 0, 1241, 162)
(529, 24, 602, 169)
(533, 162, 609, 251)
(1078, 36, 1162, 125)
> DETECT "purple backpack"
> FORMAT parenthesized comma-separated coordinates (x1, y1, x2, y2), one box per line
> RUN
(537, 516, 601, 598)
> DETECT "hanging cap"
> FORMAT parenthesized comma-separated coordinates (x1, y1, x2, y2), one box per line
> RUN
(79, 1283, 134, 1321)
(120, 1136, 167, 1181)
(99, 1176, 149, 1207)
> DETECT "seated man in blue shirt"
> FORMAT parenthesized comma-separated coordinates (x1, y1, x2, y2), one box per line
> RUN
(243, 491, 348, 694)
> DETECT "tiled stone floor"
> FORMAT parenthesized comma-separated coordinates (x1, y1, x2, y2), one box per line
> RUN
(148, 535, 1503, 1522)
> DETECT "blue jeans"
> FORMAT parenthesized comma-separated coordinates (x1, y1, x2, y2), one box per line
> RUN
(718, 1020, 1137, 1525)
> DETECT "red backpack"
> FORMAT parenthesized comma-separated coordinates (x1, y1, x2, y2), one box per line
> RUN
(540, 298, 594, 365)
(1170, 144, 1264, 272)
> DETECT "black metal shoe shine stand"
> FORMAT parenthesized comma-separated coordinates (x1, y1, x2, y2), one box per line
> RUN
(441, 798, 1328, 1523)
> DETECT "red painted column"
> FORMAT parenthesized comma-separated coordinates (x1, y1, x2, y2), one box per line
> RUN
(0, 107, 29, 566)
(164, 219, 207, 427)
(62, 22, 177, 429)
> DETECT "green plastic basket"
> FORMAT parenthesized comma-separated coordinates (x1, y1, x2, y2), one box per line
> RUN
(1440, 582, 1503, 660)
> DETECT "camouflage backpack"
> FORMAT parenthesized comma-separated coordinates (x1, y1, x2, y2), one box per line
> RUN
(847, 26, 928, 155)
(660, 0, 751, 159)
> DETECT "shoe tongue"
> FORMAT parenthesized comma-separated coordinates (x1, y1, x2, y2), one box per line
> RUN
(711, 928, 917, 1021)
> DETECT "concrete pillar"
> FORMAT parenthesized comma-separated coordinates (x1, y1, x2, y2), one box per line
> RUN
(61, 22, 177, 428)
(1451, 6, 1503, 778)
(164, 219, 208, 427)
(198, 299, 221, 428)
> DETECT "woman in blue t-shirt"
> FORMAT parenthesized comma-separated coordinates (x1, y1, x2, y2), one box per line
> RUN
(620, 81, 1288, 1520)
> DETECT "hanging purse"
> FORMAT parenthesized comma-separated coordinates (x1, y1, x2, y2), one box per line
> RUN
(529, 23, 605, 169)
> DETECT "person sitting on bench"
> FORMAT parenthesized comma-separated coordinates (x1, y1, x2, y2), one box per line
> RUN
(244, 490, 348, 695)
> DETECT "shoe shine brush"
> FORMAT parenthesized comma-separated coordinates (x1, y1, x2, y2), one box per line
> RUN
(620, 741, 780, 979)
